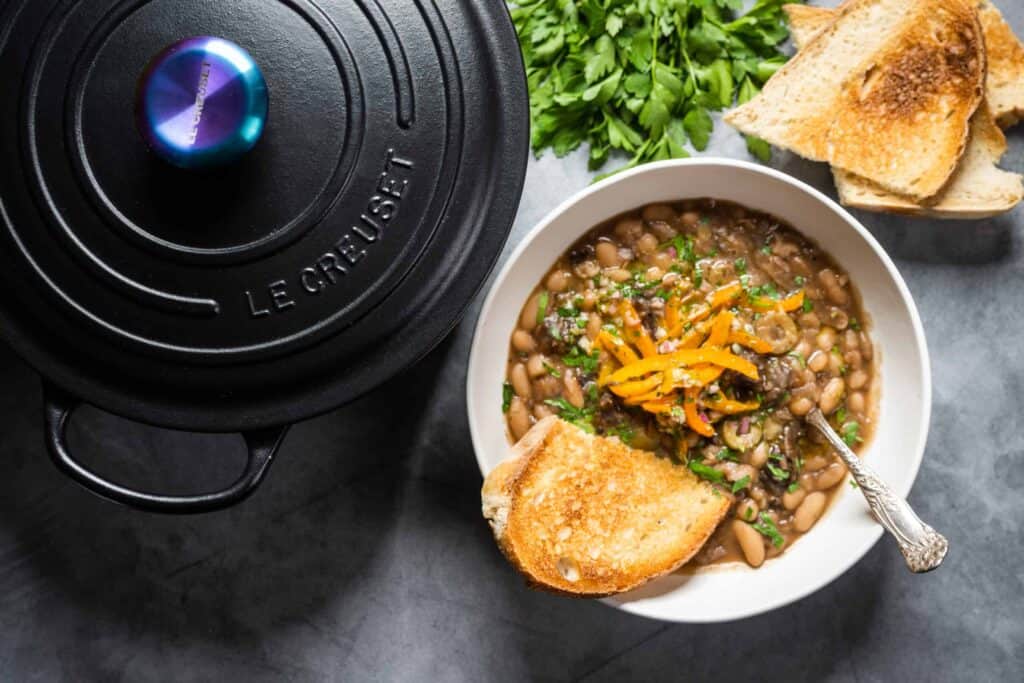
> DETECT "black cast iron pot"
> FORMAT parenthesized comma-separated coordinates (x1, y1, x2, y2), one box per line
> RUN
(0, 0, 529, 512)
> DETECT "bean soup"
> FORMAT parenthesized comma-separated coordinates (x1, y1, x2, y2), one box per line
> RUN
(502, 199, 877, 569)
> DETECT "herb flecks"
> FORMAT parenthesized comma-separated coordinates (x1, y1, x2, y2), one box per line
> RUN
(689, 460, 725, 484)
(752, 513, 785, 548)
(502, 382, 513, 412)
(544, 398, 595, 433)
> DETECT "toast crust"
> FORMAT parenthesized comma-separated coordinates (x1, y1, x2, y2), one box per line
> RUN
(977, 0, 1024, 127)
(786, 0, 1024, 128)
(482, 418, 730, 597)
(785, 2, 1022, 218)
(834, 105, 1022, 218)
(727, 0, 985, 200)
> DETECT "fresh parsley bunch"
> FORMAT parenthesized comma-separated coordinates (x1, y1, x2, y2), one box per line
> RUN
(510, 0, 797, 175)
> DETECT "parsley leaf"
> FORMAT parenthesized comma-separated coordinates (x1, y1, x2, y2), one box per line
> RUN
(752, 513, 785, 548)
(544, 398, 595, 433)
(502, 382, 513, 413)
(536, 290, 549, 325)
(563, 347, 601, 375)
(841, 421, 863, 447)
(689, 461, 725, 484)
(512, 0, 793, 174)
(731, 475, 751, 493)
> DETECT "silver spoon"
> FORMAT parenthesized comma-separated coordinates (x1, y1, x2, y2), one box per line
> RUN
(806, 409, 948, 573)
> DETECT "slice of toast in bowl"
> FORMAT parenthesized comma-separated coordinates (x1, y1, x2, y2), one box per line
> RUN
(785, 2, 1022, 218)
(726, 0, 986, 201)
(481, 417, 730, 597)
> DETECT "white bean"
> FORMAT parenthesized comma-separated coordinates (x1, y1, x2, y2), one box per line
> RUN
(819, 377, 846, 415)
(563, 372, 585, 409)
(508, 398, 531, 441)
(815, 462, 848, 490)
(511, 363, 531, 399)
(733, 520, 766, 568)
(511, 330, 536, 353)
(793, 492, 827, 532)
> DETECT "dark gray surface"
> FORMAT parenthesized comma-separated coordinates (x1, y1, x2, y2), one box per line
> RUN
(3, 4, 1024, 680)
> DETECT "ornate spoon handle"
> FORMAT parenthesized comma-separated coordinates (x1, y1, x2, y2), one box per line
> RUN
(807, 410, 948, 573)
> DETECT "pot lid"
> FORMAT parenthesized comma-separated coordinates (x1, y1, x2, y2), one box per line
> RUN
(0, 0, 528, 431)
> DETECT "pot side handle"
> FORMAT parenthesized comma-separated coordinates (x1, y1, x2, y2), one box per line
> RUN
(43, 384, 289, 514)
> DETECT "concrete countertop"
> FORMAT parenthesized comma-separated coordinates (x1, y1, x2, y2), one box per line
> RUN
(1, 2, 1022, 680)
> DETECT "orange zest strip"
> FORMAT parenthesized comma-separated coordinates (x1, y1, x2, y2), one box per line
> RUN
(642, 399, 677, 414)
(609, 374, 663, 398)
(678, 319, 713, 349)
(728, 329, 773, 354)
(664, 297, 681, 334)
(708, 282, 743, 309)
(597, 330, 640, 367)
(620, 301, 658, 358)
(704, 396, 761, 414)
(702, 310, 734, 348)
(749, 289, 805, 312)
(608, 349, 759, 384)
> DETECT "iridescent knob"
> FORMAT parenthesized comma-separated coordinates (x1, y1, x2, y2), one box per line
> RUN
(136, 37, 268, 169)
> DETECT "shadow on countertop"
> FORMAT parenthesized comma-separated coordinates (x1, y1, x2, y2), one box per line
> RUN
(0, 321, 984, 683)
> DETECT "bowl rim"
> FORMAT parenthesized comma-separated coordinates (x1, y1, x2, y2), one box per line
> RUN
(466, 157, 932, 623)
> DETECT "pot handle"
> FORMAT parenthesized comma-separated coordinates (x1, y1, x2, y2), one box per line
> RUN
(43, 384, 289, 514)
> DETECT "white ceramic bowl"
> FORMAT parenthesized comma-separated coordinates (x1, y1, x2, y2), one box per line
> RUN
(467, 158, 931, 623)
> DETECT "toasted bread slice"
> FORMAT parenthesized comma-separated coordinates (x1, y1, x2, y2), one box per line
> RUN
(482, 417, 729, 597)
(977, 0, 1024, 127)
(835, 106, 1022, 218)
(726, 0, 985, 201)
(785, 1, 1024, 128)
(786, 4, 1022, 218)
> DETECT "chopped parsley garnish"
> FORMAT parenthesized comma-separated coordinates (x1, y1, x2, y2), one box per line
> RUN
(734, 257, 747, 274)
(794, 275, 806, 286)
(536, 291, 549, 325)
(689, 461, 725, 484)
(665, 235, 696, 264)
(557, 305, 578, 318)
(760, 244, 772, 255)
(748, 282, 780, 299)
(766, 462, 789, 482)
(835, 407, 848, 424)
(693, 265, 704, 288)
(607, 423, 635, 445)
(731, 475, 751, 493)
(788, 351, 806, 368)
(544, 398, 595, 433)
(563, 347, 600, 375)
(502, 382, 513, 412)
(752, 513, 785, 548)
(717, 447, 739, 462)
(543, 362, 561, 378)
(787, 482, 801, 493)
(849, 479, 859, 489)
(841, 421, 863, 447)
(802, 298, 814, 313)
(850, 318, 862, 331)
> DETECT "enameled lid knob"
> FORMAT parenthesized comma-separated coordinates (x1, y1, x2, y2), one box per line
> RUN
(136, 36, 268, 169)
